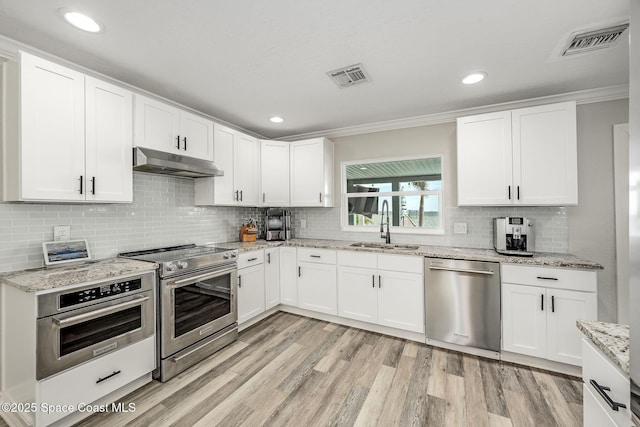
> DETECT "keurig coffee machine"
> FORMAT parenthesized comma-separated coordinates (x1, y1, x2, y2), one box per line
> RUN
(493, 217, 535, 256)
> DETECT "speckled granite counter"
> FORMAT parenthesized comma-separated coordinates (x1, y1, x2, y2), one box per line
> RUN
(577, 320, 629, 374)
(213, 239, 603, 270)
(0, 258, 158, 293)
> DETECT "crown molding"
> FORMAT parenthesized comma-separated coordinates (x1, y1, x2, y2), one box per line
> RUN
(279, 84, 630, 141)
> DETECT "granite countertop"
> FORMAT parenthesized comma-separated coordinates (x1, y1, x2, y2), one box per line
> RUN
(215, 238, 602, 270)
(577, 320, 629, 374)
(0, 258, 158, 293)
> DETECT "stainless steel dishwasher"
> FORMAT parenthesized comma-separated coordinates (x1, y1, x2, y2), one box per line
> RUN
(424, 258, 501, 352)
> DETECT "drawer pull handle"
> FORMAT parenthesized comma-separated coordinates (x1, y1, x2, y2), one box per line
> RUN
(96, 370, 121, 384)
(247, 257, 258, 262)
(590, 379, 627, 411)
(536, 276, 558, 281)
(310, 255, 321, 258)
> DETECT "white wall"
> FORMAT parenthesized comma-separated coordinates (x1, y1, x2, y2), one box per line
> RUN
(568, 99, 629, 323)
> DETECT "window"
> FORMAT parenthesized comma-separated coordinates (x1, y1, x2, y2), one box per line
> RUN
(342, 156, 444, 234)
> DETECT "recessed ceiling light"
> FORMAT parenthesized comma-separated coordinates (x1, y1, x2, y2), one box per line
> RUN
(269, 116, 284, 123)
(462, 72, 487, 85)
(59, 9, 102, 33)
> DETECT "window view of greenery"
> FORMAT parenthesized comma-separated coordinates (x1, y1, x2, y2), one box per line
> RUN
(344, 157, 443, 231)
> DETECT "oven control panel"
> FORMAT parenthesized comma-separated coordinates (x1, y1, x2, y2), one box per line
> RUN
(59, 278, 143, 308)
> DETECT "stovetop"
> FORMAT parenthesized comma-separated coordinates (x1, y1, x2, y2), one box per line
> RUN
(118, 244, 238, 277)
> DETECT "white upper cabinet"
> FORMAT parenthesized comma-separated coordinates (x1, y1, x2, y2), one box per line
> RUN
(290, 138, 334, 207)
(3, 52, 132, 203)
(457, 101, 577, 206)
(194, 124, 259, 206)
(260, 140, 290, 206)
(133, 94, 213, 161)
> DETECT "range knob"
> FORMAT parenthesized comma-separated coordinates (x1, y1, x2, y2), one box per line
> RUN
(166, 262, 178, 272)
(177, 261, 188, 269)
(230, 251, 238, 258)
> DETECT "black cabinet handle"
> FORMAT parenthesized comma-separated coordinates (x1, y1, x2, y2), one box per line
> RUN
(96, 370, 121, 384)
(240, 190, 243, 202)
(298, 266, 301, 277)
(541, 294, 544, 311)
(310, 255, 321, 259)
(248, 257, 258, 262)
(372, 275, 375, 288)
(238, 275, 242, 287)
(91, 177, 96, 195)
(267, 253, 271, 264)
(551, 295, 555, 313)
(79, 175, 83, 194)
(183, 136, 187, 150)
(319, 192, 323, 203)
(263, 193, 266, 203)
(176, 135, 181, 149)
(378, 275, 381, 288)
(536, 276, 558, 281)
(235, 190, 239, 201)
(590, 379, 627, 411)
(508, 185, 511, 200)
(517, 186, 520, 200)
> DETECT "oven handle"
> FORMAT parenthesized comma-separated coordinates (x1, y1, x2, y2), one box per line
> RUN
(52, 295, 149, 327)
(169, 267, 237, 288)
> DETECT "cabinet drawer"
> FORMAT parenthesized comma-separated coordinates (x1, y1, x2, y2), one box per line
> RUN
(238, 250, 264, 269)
(378, 254, 423, 274)
(37, 336, 155, 426)
(297, 248, 337, 264)
(337, 251, 377, 268)
(582, 337, 630, 426)
(583, 384, 618, 427)
(502, 264, 596, 292)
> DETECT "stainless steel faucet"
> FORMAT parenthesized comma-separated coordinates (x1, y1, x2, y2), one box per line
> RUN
(380, 200, 391, 244)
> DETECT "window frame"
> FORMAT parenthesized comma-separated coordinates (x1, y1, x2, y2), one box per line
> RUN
(340, 154, 445, 235)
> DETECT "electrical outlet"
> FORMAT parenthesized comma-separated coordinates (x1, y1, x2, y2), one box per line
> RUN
(54, 225, 71, 241)
(453, 222, 467, 234)
(300, 219, 307, 229)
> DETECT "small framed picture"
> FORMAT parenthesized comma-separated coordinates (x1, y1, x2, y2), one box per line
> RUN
(42, 239, 91, 266)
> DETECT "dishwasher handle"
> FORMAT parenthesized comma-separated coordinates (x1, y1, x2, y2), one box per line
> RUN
(428, 265, 494, 275)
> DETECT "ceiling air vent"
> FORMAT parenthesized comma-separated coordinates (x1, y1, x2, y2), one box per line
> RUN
(327, 64, 370, 88)
(562, 23, 629, 56)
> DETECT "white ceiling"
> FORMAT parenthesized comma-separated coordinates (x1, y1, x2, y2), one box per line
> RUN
(0, 0, 630, 139)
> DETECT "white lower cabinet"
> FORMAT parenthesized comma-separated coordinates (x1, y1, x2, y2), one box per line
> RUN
(36, 337, 155, 426)
(264, 248, 280, 309)
(279, 247, 298, 306)
(501, 264, 597, 366)
(582, 337, 631, 427)
(297, 261, 337, 315)
(337, 251, 424, 334)
(237, 251, 265, 325)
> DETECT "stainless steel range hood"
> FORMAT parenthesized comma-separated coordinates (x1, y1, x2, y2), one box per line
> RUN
(133, 147, 223, 178)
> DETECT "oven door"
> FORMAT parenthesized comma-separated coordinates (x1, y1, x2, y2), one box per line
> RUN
(160, 264, 237, 358)
(36, 291, 154, 380)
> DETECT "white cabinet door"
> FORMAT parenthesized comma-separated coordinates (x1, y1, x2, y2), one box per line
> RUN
(237, 264, 265, 325)
(84, 77, 133, 203)
(20, 52, 85, 201)
(377, 271, 424, 333)
(547, 289, 597, 365)
(337, 266, 377, 323)
(457, 111, 513, 206)
(235, 133, 259, 206)
(260, 140, 290, 206)
(264, 248, 280, 309)
(280, 247, 298, 306)
(133, 94, 180, 153)
(513, 102, 578, 205)
(298, 261, 337, 315)
(212, 124, 236, 205)
(502, 283, 547, 358)
(290, 138, 326, 207)
(179, 111, 213, 161)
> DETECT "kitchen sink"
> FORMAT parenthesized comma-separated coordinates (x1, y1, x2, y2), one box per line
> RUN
(349, 242, 420, 250)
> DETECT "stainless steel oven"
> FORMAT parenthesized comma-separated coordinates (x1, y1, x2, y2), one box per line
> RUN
(36, 272, 155, 380)
(119, 244, 239, 382)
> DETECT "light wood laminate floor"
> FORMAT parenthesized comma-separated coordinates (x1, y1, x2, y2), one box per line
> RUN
(71, 312, 583, 426)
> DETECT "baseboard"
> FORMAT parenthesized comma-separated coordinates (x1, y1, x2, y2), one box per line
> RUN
(501, 351, 582, 377)
(238, 307, 280, 332)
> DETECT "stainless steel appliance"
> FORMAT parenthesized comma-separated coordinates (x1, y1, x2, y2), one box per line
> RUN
(133, 147, 224, 178)
(265, 208, 291, 241)
(119, 244, 238, 382)
(493, 217, 535, 256)
(36, 272, 155, 380)
(424, 258, 501, 352)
